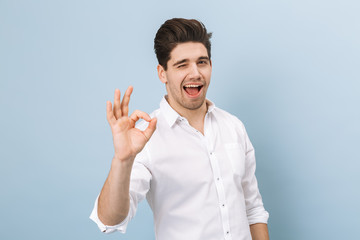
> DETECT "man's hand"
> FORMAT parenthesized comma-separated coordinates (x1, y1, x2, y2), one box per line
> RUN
(98, 86, 157, 226)
(106, 86, 157, 162)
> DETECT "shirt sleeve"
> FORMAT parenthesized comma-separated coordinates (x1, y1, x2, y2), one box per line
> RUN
(241, 123, 270, 225)
(89, 149, 152, 233)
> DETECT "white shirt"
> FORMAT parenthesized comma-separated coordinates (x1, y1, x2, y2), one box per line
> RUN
(90, 97, 269, 240)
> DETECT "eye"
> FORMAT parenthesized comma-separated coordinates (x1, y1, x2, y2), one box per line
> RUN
(177, 64, 186, 68)
(198, 60, 207, 65)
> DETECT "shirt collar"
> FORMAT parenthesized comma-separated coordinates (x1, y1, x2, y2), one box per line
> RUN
(160, 96, 216, 128)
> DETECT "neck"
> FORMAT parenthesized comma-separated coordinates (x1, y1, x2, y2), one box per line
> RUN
(166, 96, 208, 134)
(182, 103, 208, 127)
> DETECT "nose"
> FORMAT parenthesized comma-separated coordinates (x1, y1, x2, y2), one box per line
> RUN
(188, 63, 201, 80)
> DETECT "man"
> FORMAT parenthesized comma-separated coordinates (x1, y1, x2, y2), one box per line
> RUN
(90, 18, 269, 240)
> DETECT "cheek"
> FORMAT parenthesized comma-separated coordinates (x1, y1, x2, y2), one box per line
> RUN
(167, 72, 186, 86)
(202, 70, 212, 81)
(206, 71, 212, 78)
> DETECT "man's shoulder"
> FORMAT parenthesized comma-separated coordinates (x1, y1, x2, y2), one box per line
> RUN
(212, 106, 245, 128)
(212, 106, 251, 145)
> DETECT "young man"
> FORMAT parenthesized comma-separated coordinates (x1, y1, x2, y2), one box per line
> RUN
(90, 18, 269, 240)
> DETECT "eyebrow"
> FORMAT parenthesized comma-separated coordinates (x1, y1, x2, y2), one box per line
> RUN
(173, 59, 188, 67)
(172, 56, 210, 67)
(198, 56, 210, 61)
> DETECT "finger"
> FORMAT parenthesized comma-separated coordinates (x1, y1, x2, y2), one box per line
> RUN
(143, 118, 157, 140)
(106, 101, 116, 125)
(129, 110, 152, 123)
(113, 89, 122, 119)
(120, 86, 133, 116)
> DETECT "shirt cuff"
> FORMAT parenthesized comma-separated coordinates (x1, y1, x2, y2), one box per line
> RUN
(247, 206, 269, 225)
(89, 195, 130, 234)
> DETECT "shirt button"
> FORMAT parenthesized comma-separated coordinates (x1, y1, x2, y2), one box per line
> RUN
(217, 178, 220, 181)
(226, 231, 230, 234)
(222, 204, 225, 207)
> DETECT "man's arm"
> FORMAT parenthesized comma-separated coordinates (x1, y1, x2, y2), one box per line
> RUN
(97, 87, 157, 226)
(238, 121, 269, 238)
(250, 223, 269, 240)
(98, 157, 133, 226)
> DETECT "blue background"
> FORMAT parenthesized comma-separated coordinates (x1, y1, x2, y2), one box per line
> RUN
(1, 0, 359, 239)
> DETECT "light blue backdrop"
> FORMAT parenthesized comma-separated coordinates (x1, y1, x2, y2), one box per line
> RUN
(1, 0, 359, 239)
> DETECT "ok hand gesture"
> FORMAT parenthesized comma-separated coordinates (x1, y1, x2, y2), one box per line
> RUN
(106, 86, 157, 162)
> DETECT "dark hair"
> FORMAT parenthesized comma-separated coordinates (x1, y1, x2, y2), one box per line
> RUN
(154, 18, 212, 70)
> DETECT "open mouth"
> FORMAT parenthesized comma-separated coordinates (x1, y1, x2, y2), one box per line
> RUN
(183, 84, 203, 97)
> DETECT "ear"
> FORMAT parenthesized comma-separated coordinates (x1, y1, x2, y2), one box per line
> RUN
(157, 64, 167, 84)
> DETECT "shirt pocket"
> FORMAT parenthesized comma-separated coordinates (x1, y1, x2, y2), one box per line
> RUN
(224, 143, 245, 178)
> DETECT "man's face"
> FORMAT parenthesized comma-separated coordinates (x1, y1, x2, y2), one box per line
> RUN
(158, 42, 212, 114)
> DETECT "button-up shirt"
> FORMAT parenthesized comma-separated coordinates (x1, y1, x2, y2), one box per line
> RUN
(90, 97, 269, 240)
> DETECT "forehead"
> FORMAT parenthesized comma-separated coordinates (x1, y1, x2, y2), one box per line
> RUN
(169, 42, 208, 62)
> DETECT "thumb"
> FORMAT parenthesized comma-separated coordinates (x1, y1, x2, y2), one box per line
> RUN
(143, 118, 157, 141)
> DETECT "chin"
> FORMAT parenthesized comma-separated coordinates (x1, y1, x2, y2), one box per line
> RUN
(183, 98, 206, 110)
